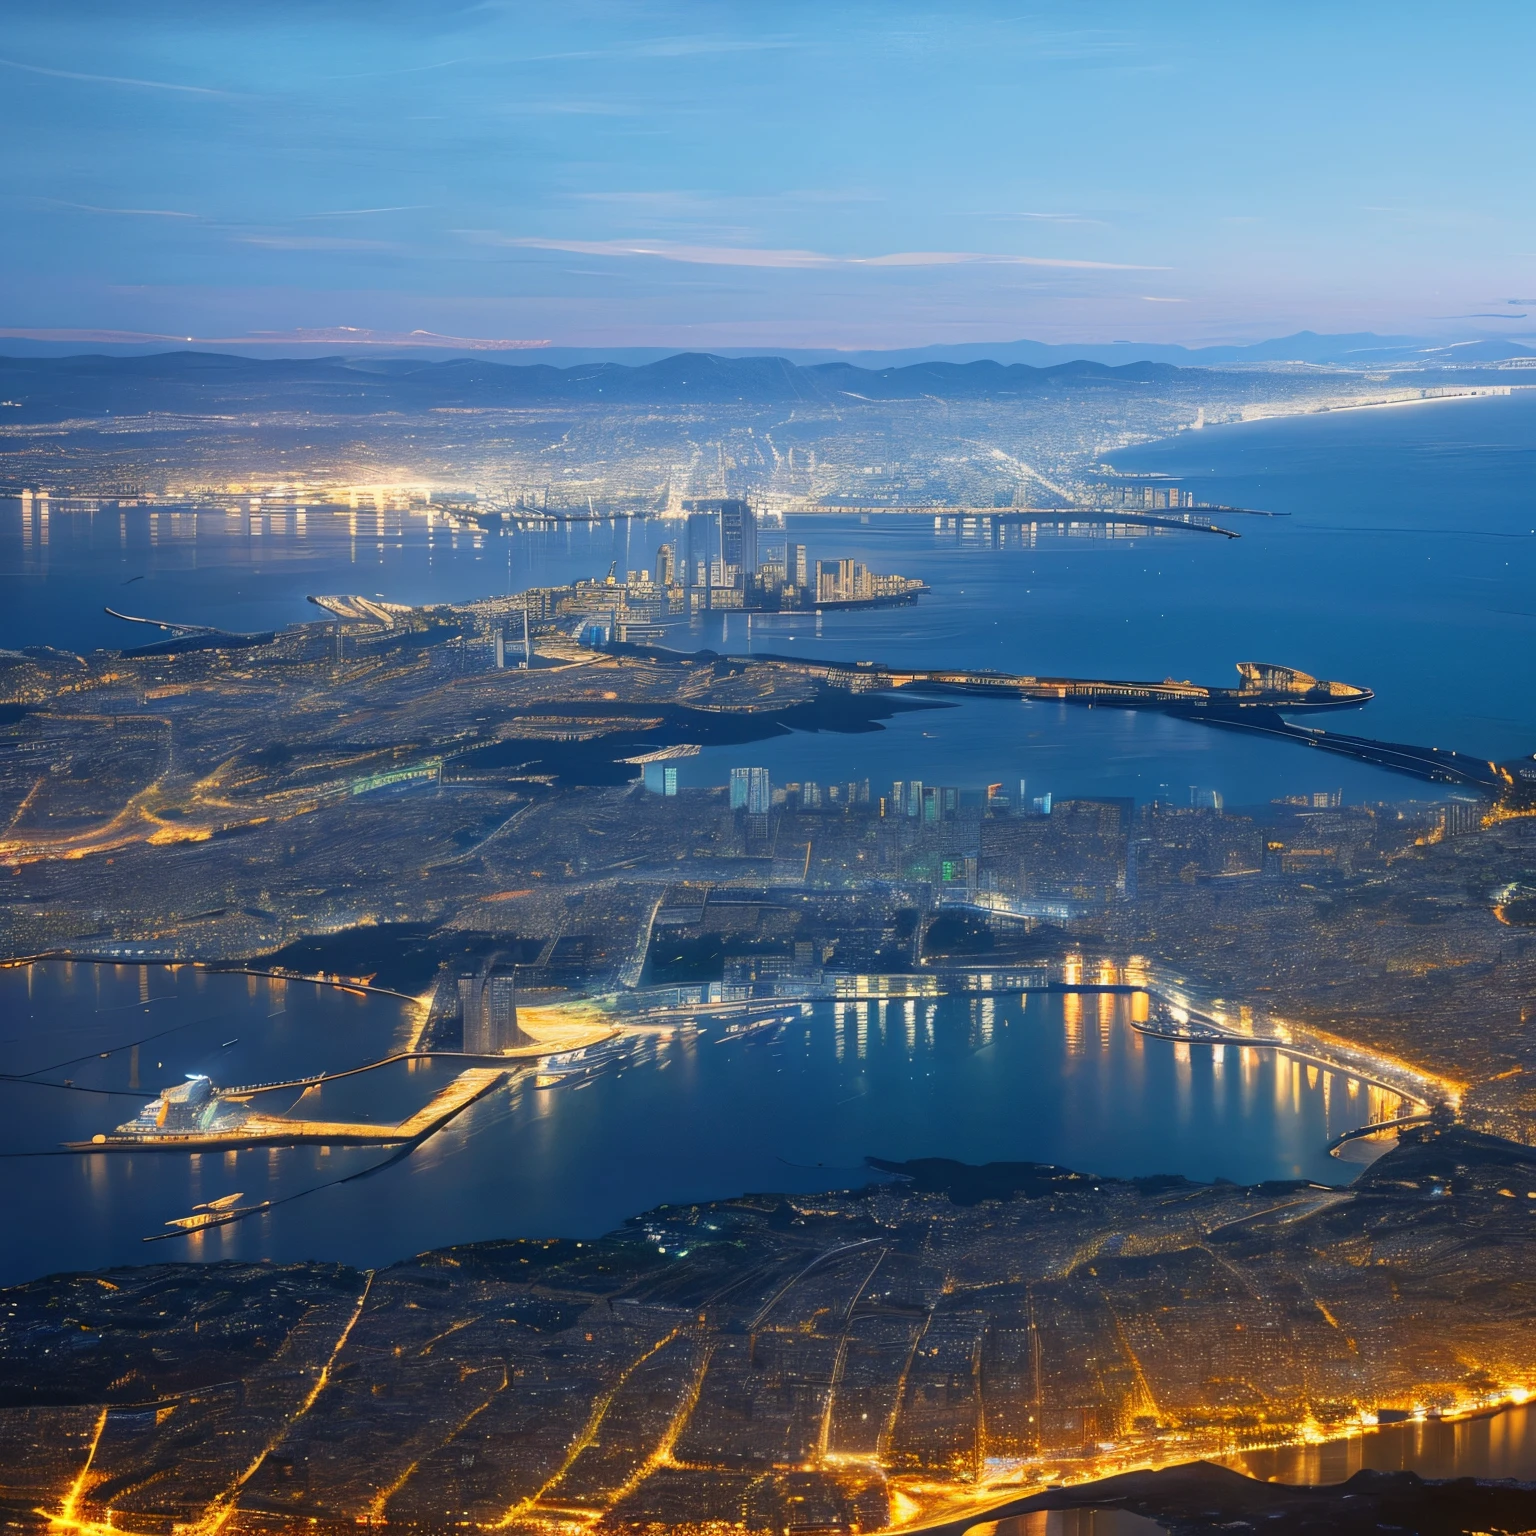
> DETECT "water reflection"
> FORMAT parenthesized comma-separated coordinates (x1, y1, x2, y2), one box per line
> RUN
(0, 961, 1377, 1285)
(1225, 1403, 1536, 1483)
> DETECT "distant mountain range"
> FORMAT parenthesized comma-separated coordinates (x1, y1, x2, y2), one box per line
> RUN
(5, 328, 1536, 369)
(0, 337, 1529, 423)
(0, 350, 1197, 421)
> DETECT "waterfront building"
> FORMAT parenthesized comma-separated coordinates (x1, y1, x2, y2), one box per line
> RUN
(111, 1074, 252, 1139)
(458, 965, 531, 1054)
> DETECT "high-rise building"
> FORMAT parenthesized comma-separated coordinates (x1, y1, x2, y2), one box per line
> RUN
(683, 499, 756, 581)
(684, 510, 716, 606)
(719, 499, 757, 576)
(657, 543, 676, 586)
(643, 762, 678, 795)
(791, 544, 808, 589)
(458, 965, 531, 1054)
(729, 766, 770, 814)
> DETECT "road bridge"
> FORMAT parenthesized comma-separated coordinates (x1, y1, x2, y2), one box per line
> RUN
(1197, 710, 1506, 790)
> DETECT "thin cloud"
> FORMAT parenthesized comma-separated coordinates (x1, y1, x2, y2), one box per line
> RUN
(480, 235, 1163, 271)
(297, 206, 431, 219)
(1141, 295, 1189, 302)
(0, 326, 551, 350)
(40, 199, 199, 219)
(988, 211, 1108, 226)
(235, 235, 403, 252)
(0, 55, 235, 97)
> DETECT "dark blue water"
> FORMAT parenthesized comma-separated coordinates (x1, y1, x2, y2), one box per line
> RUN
(6, 391, 1532, 806)
(0, 961, 1369, 1285)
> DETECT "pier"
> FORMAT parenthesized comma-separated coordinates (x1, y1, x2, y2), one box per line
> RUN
(67, 1066, 508, 1152)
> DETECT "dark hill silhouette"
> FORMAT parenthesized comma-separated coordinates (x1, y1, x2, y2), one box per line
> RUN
(0, 348, 1197, 422)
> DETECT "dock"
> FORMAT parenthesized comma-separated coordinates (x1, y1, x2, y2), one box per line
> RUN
(67, 1067, 507, 1152)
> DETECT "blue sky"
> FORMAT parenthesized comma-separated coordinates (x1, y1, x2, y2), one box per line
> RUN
(3, 1, 1534, 350)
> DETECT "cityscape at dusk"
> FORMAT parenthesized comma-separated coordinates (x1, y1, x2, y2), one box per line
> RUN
(2, 6, 1536, 1536)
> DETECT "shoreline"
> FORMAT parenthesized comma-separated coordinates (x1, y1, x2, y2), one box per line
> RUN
(890, 1392, 1536, 1536)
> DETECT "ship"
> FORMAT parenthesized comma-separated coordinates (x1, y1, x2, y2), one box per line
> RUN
(534, 1034, 642, 1089)
(714, 1005, 807, 1043)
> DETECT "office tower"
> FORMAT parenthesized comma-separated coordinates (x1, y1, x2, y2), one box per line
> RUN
(1017, 778, 1028, 813)
(683, 498, 756, 581)
(921, 786, 939, 823)
(657, 543, 676, 586)
(684, 510, 716, 607)
(1032, 792, 1053, 816)
(643, 762, 678, 795)
(730, 766, 770, 814)
(802, 781, 823, 810)
(839, 557, 855, 598)
(1126, 837, 1152, 899)
(458, 965, 531, 1054)
(718, 499, 757, 576)
(494, 629, 505, 669)
(907, 779, 924, 817)
(791, 544, 808, 589)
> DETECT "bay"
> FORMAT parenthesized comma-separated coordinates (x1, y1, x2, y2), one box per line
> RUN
(0, 960, 1364, 1286)
(5, 390, 1533, 807)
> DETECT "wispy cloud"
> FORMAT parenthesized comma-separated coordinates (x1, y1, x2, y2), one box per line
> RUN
(235, 235, 403, 252)
(0, 54, 234, 96)
(0, 326, 551, 350)
(475, 236, 1163, 271)
(1141, 295, 1189, 302)
(298, 206, 431, 219)
(988, 211, 1108, 226)
(40, 198, 199, 219)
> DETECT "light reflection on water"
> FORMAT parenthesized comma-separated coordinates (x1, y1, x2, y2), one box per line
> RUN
(1, 961, 1370, 1286)
(1224, 1402, 1536, 1483)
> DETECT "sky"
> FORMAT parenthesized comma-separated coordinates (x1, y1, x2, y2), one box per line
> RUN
(3, 0, 1535, 352)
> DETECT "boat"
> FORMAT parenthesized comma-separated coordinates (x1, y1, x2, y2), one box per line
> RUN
(535, 1034, 640, 1088)
(715, 1007, 802, 1043)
